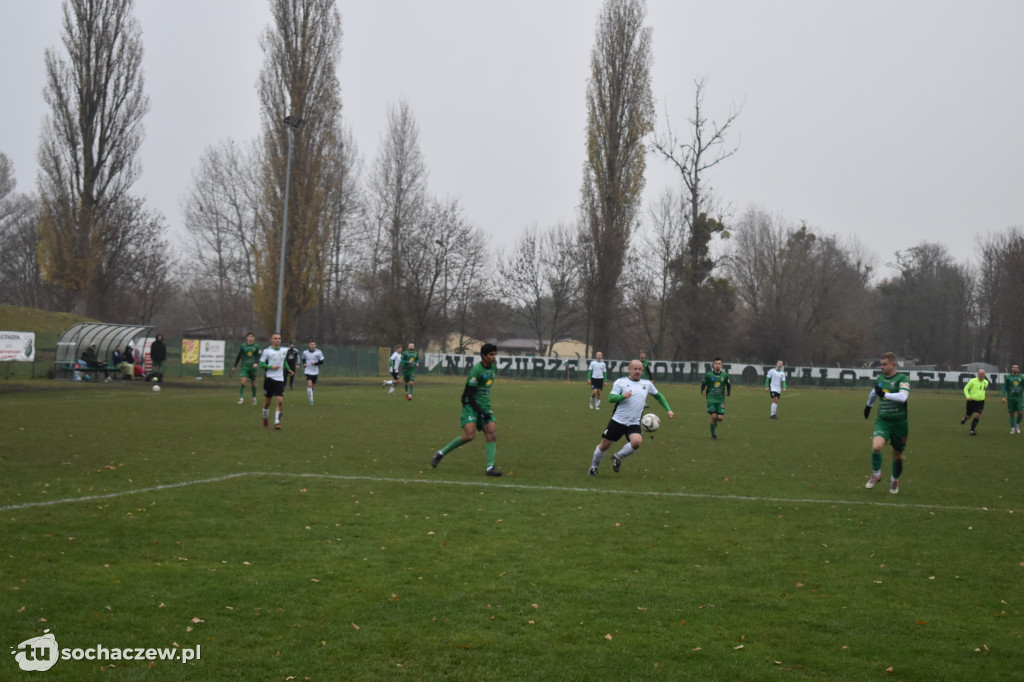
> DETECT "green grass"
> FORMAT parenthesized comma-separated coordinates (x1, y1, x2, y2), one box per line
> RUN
(2, 377, 1022, 680)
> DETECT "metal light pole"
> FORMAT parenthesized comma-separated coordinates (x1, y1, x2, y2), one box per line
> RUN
(275, 114, 304, 334)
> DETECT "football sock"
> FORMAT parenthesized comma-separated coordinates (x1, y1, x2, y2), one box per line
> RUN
(1017, 416, 1022, 425)
(441, 437, 466, 456)
(239, 385, 245, 399)
(275, 410, 282, 425)
(589, 397, 594, 408)
(710, 422, 717, 436)
(615, 443, 635, 459)
(892, 458, 903, 479)
(770, 403, 777, 416)
(262, 408, 270, 419)
(486, 442, 496, 468)
(385, 380, 393, 386)
(1012, 416, 1017, 429)
(388, 387, 395, 394)
(595, 399, 600, 408)
(871, 451, 882, 472)
(307, 387, 313, 402)
(407, 384, 414, 395)
(591, 445, 606, 467)
(971, 418, 979, 430)
(252, 385, 258, 398)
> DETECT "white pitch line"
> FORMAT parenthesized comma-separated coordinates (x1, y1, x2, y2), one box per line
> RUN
(1, 471, 1019, 514)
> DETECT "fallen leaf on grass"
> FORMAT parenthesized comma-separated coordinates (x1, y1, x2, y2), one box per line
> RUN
(191, 618, 204, 624)
(351, 623, 359, 630)
(734, 645, 744, 650)
(605, 634, 612, 640)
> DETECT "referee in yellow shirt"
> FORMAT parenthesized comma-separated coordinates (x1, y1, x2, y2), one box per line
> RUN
(962, 369, 990, 436)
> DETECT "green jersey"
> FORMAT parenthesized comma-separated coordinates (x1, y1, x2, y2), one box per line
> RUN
(1002, 373, 1023, 398)
(876, 372, 910, 420)
(461, 361, 496, 414)
(641, 360, 654, 381)
(701, 370, 730, 402)
(235, 342, 262, 370)
(400, 349, 419, 370)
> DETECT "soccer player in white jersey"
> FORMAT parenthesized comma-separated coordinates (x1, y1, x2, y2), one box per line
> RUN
(588, 359, 674, 476)
(258, 333, 294, 430)
(382, 344, 402, 394)
(765, 359, 787, 419)
(587, 351, 607, 409)
(301, 340, 325, 406)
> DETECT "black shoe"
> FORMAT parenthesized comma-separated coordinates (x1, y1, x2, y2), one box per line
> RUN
(588, 467, 598, 476)
(770, 415, 778, 420)
(969, 430, 976, 436)
(961, 416, 968, 425)
(430, 451, 443, 468)
(612, 455, 622, 473)
(485, 467, 502, 477)
(711, 433, 718, 440)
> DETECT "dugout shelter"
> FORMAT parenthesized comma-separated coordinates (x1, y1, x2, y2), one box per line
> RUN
(54, 322, 154, 380)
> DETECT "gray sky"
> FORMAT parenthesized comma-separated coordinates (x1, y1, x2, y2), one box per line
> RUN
(2, 0, 1022, 278)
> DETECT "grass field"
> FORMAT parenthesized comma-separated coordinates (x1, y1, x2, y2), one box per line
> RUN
(2, 375, 1022, 680)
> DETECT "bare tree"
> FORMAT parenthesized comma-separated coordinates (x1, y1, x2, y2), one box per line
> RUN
(364, 100, 428, 340)
(581, 0, 655, 355)
(626, 188, 685, 358)
(976, 228, 1024, 366)
(181, 139, 264, 336)
(255, 0, 344, 339)
(877, 243, 972, 367)
(36, 0, 151, 316)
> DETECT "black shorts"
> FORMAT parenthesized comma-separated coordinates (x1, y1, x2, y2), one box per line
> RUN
(305, 374, 319, 384)
(263, 377, 285, 398)
(390, 370, 400, 381)
(965, 399, 985, 414)
(601, 419, 642, 442)
(590, 378, 605, 391)
(770, 391, 781, 399)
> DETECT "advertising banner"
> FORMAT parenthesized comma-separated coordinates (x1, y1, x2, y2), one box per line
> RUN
(0, 331, 35, 361)
(199, 340, 226, 375)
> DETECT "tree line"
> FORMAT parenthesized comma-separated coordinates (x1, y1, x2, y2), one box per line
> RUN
(1, 0, 1021, 370)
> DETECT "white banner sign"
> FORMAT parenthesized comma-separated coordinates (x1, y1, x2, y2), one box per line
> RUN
(0, 331, 35, 361)
(199, 339, 226, 374)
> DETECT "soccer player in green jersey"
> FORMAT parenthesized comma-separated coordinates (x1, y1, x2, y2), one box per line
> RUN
(400, 342, 420, 400)
(639, 351, 654, 381)
(700, 357, 731, 439)
(431, 343, 502, 476)
(863, 352, 910, 494)
(230, 332, 261, 405)
(1001, 363, 1023, 434)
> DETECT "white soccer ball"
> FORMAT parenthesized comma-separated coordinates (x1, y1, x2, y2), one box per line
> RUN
(641, 413, 660, 432)
(152, 384, 161, 393)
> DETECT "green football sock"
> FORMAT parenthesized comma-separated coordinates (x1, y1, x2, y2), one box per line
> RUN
(710, 422, 717, 436)
(892, 458, 903, 479)
(441, 437, 465, 456)
(486, 442, 496, 467)
(252, 385, 258, 398)
(1012, 416, 1017, 429)
(871, 452, 882, 472)
(239, 385, 245, 399)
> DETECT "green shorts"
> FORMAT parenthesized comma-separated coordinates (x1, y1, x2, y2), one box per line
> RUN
(241, 367, 258, 381)
(873, 417, 908, 451)
(706, 402, 725, 416)
(402, 370, 416, 383)
(1006, 398, 1023, 413)
(460, 404, 495, 429)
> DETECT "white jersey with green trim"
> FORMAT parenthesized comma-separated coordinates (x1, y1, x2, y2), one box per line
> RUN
(609, 377, 660, 426)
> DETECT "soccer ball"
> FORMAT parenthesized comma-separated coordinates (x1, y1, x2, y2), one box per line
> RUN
(641, 413, 660, 432)
(152, 384, 161, 393)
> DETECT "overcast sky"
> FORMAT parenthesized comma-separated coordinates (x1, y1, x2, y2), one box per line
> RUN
(2, 0, 1022, 278)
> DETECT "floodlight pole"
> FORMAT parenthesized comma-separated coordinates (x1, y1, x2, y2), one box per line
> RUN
(275, 114, 304, 335)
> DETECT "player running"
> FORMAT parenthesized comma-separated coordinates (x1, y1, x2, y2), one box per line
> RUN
(258, 333, 294, 430)
(863, 352, 910, 494)
(765, 359, 787, 419)
(431, 343, 503, 476)
(701, 357, 731, 439)
(1002, 363, 1023, 434)
(400, 343, 420, 400)
(230, 331, 261, 405)
(301, 341, 325, 406)
(382, 344, 402, 394)
(588, 351, 607, 409)
(587, 359, 673, 476)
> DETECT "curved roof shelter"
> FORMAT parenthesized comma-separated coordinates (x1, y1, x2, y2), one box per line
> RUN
(54, 322, 154, 380)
